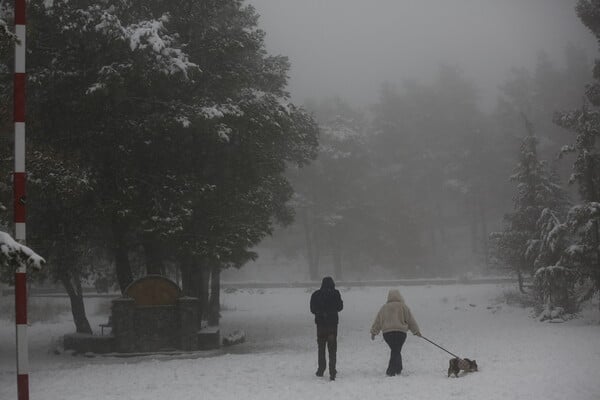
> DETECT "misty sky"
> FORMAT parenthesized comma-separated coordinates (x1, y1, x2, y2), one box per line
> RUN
(248, 0, 597, 109)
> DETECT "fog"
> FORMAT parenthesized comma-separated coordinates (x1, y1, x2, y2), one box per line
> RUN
(2, 1, 598, 291)
(1, 5, 599, 394)
(249, 0, 596, 109)
(222, 0, 600, 282)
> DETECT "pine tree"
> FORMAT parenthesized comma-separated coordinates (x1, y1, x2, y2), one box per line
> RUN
(289, 98, 370, 280)
(490, 119, 569, 292)
(550, 0, 600, 309)
(27, 148, 100, 333)
(0, 0, 319, 329)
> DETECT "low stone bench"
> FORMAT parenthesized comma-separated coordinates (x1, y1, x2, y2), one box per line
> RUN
(99, 316, 112, 336)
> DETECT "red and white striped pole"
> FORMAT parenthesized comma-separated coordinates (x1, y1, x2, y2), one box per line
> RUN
(13, 0, 29, 399)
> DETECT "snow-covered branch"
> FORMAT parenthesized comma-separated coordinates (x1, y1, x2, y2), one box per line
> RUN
(0, 231, 45, 270)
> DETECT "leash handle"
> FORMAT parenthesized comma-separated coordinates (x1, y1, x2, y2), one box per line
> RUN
(420, 335, 461, 359)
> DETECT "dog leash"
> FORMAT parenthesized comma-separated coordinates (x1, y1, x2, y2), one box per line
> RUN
(419, 335, 461, 359)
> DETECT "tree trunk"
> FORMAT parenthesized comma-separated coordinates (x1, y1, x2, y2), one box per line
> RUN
(180, 254, 194, 296)
(517, 268, 526, 294)
(429, 223, 437, 253)
(469, 196, 479, 256)
(142, 233, 164, 276)
(594, 219, 600, 301)
(180, 255, 211, 322)
(478, 190, 489, 264)
(312, 239, 321, 281)
(111, 216, 133, 293)
(436, 199, 446, 242)
(426, 180, 438, 253)
(303, 210, 320, 281)
(61, 275, 92, 334)
(114, 243, 132, 293)
(332, 233, 343, 281)
(207, 264, 221, 326)
(198, 266, 210, 323)
(189, 264, 203, 320)
(188, 257, 211, 323)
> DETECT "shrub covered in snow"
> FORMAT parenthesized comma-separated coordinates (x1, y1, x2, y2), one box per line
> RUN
(533, 265, 578, 320)
(222, 329, 246, 346)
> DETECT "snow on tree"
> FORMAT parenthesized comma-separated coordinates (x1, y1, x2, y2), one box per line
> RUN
(543, 1, 600, 312)
(557, 202, 600, 305)
(0, 0, 319, 331)
(528, 208, 584, 320)
(529, 208, 568, 271)
(0, 231, 44, 282)
(490, 120, 569, 293)
(533, 265, 578, 321)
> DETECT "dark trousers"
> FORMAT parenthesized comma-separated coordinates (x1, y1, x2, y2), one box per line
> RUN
(316, 325, 337, 375)
(383, 331, 407, 376)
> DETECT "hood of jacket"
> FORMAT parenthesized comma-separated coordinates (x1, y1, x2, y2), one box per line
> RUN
(320, 276, 335, 290)
(387, 289, 405, 303)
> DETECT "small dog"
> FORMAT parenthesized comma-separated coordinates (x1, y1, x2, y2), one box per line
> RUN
(447, 357, 478, 377)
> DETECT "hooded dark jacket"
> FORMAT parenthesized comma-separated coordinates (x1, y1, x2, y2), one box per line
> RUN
(310, 277, 343, 327)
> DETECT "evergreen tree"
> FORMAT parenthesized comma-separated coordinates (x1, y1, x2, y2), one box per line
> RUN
(370, 66, 493, 275)
(369, 83, 425, 273)
(554, 103, 600, 305)
(495, 46, 592, 188)
(549, 0, 600, 309)
(490, 120, 569, 292)
(27, 148, 100, 333)
(529, 207, 580, 320)
(0, 0, 318, 329)
(289, 98, 370, 280)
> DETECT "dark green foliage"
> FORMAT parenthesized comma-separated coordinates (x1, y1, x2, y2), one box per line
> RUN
(489, 125, 569, 292)
(535, 0, 600, 314)
(533, 266, 579, 319)
(0, 0, 318, 328)
(369, 67, 500, 274)
(289, 98, 371, 280)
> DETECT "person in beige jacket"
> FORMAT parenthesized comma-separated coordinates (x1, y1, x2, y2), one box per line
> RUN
(370, 289, 421, 376)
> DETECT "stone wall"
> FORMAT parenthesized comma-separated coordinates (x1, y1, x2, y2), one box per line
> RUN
(110, 295, 202, 353)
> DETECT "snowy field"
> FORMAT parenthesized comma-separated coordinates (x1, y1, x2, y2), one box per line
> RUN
(1, 283, 599, 400)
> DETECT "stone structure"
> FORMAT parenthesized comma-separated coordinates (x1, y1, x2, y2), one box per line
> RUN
(64, 275, 219, 354)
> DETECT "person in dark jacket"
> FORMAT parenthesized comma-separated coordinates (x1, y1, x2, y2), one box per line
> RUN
(310, 276, 343, 380)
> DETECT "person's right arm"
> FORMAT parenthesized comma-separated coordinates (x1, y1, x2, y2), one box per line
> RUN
(370, 308, 383, 338)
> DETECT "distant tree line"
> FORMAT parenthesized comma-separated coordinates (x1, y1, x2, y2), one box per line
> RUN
(270, 41, 592, 286)
(295, 66, 499, 281)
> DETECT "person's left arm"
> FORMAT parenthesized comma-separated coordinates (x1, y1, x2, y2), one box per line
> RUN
(405, 305, 421, 336)
(310, 292, 318, 315)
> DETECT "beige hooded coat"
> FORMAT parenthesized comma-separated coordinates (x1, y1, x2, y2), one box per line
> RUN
(370, 289, 421, 336)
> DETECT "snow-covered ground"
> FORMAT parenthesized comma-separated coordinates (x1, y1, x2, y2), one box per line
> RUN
(1, 283, 599, 400)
